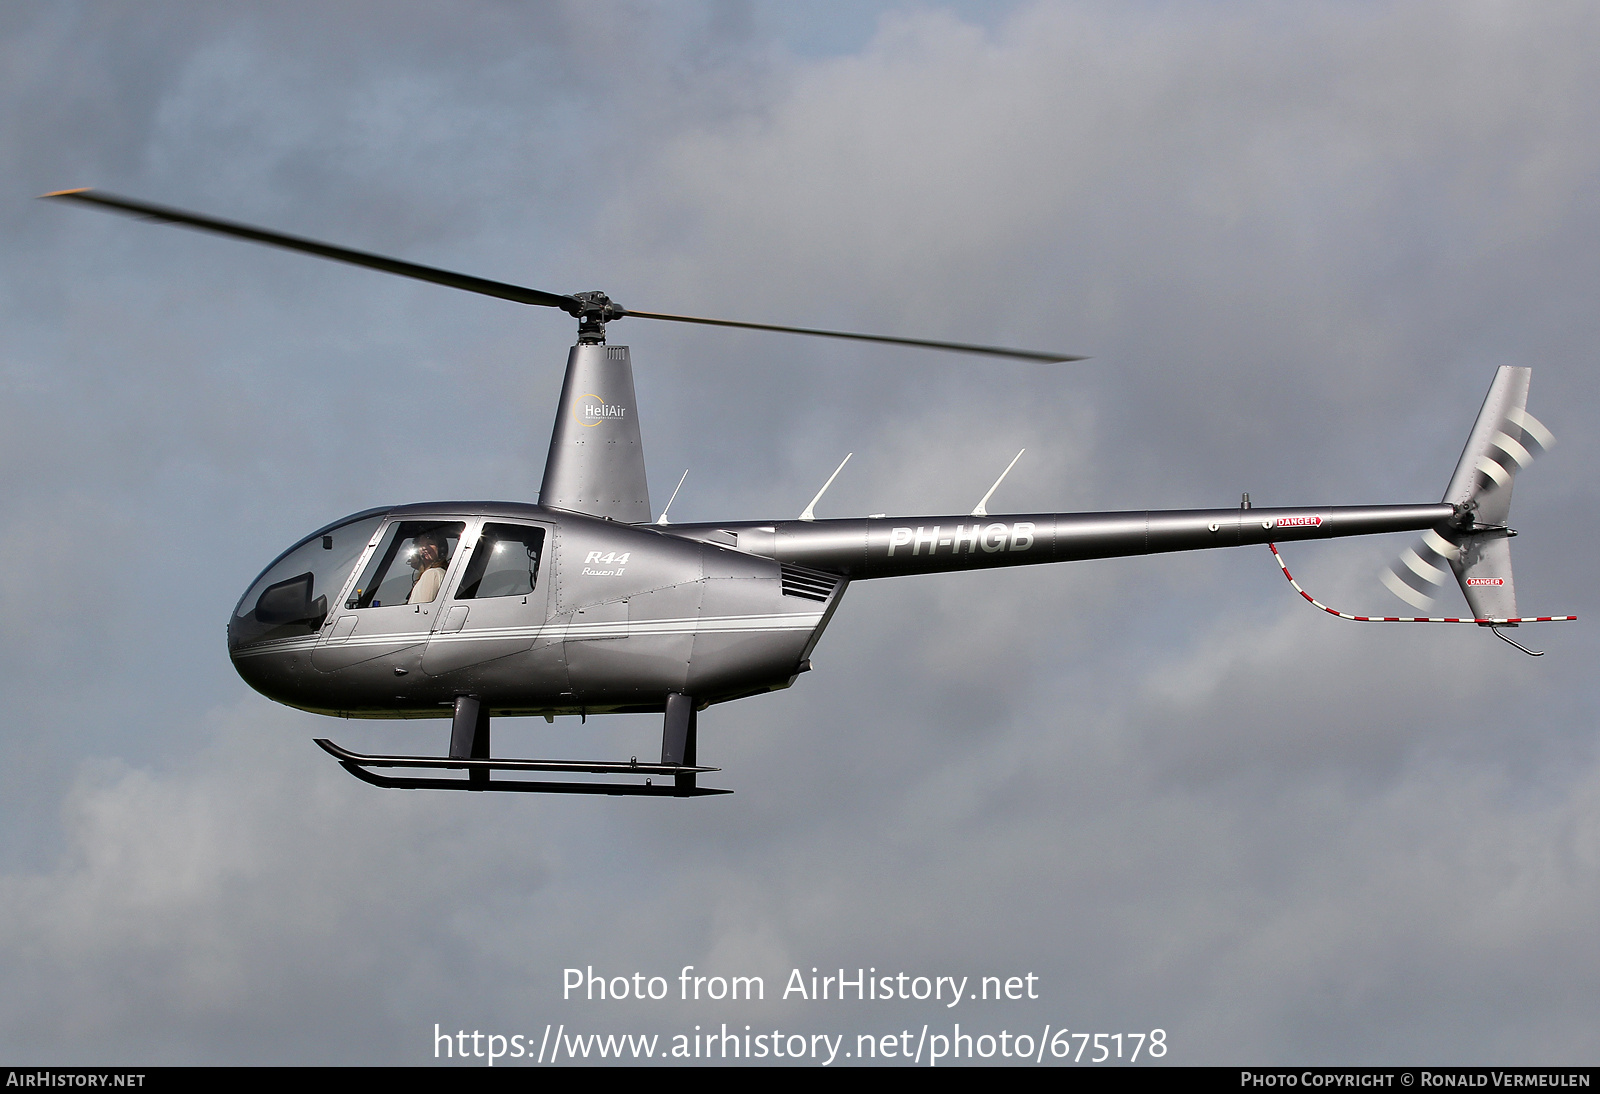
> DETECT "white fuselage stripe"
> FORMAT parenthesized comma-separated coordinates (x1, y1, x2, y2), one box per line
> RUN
(233, 612, 825, 659)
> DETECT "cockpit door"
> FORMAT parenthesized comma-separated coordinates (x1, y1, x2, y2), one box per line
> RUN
(312, 520, 467, 673)
(420, 520, 555, 678)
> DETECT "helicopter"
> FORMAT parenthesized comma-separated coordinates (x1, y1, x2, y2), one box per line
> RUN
(47, 189, 1571, 797)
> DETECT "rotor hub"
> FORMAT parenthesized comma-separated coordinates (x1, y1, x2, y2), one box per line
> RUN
(569, 290, 626, 344)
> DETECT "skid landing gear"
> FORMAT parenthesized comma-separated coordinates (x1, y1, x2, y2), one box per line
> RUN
(316, 693, 728, 796)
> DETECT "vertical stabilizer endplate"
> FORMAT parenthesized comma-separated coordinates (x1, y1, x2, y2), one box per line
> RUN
(1454, 531, 1518, 620)
(1442, 365, 1532, 528)
(539, 344, 652, 522)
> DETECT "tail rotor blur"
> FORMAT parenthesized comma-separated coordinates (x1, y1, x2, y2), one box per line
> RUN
(1380, 528, 1462, 610)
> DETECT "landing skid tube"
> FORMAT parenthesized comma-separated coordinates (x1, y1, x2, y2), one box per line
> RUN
(314, 692, 729, 796)
(314, 739, 727, 795)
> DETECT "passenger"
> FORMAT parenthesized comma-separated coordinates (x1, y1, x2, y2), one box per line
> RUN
(407, 530, 449, 604)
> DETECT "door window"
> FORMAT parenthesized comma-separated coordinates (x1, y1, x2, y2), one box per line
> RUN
(453, 523, 547, 600)
(345, 521, 466, 609)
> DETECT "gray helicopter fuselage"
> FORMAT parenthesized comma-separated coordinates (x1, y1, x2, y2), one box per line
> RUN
(229, 497, 1451, 721)
(228, 502, 845, 719)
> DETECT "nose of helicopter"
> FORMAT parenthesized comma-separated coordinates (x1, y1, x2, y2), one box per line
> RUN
(226, 564, 331, 707)
(226, 511, 389, 698)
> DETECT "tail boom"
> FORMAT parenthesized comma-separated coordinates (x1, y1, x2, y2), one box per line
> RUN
(672, 503, 1456, 580)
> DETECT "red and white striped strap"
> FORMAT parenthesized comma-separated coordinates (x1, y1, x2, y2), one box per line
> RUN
(1268, 543, 1576, 624)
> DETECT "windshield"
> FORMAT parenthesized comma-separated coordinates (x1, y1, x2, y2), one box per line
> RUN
(230, 512, 386, 647)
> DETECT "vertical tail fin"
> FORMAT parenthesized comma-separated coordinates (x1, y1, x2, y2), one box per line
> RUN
(1382, 367, 1553, 619)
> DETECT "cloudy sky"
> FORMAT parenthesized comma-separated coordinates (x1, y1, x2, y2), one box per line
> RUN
(2, 0, 1597, 1066)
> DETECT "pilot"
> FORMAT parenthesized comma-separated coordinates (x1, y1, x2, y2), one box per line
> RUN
(407, 530, 449, 604)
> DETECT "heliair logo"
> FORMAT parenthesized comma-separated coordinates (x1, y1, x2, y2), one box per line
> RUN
(574, 393, 627, 427)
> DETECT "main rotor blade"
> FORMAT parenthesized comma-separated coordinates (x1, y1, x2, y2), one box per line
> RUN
(43, 189, 582, 314)
(47, 189, 1082, 362)
(622, 308, 1083, 363)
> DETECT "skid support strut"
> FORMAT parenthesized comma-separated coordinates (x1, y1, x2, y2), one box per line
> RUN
(662, 693, 699, 796)
(450, 695, 491, 789)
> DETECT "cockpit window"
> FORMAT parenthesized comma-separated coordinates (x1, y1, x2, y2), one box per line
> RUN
(454, 524, 546, 600)
(345, 521, 465, 609)
(231, 513, 385, 647)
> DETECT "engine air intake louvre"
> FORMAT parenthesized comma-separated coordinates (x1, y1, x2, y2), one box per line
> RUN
(781, 564, 840, 602)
